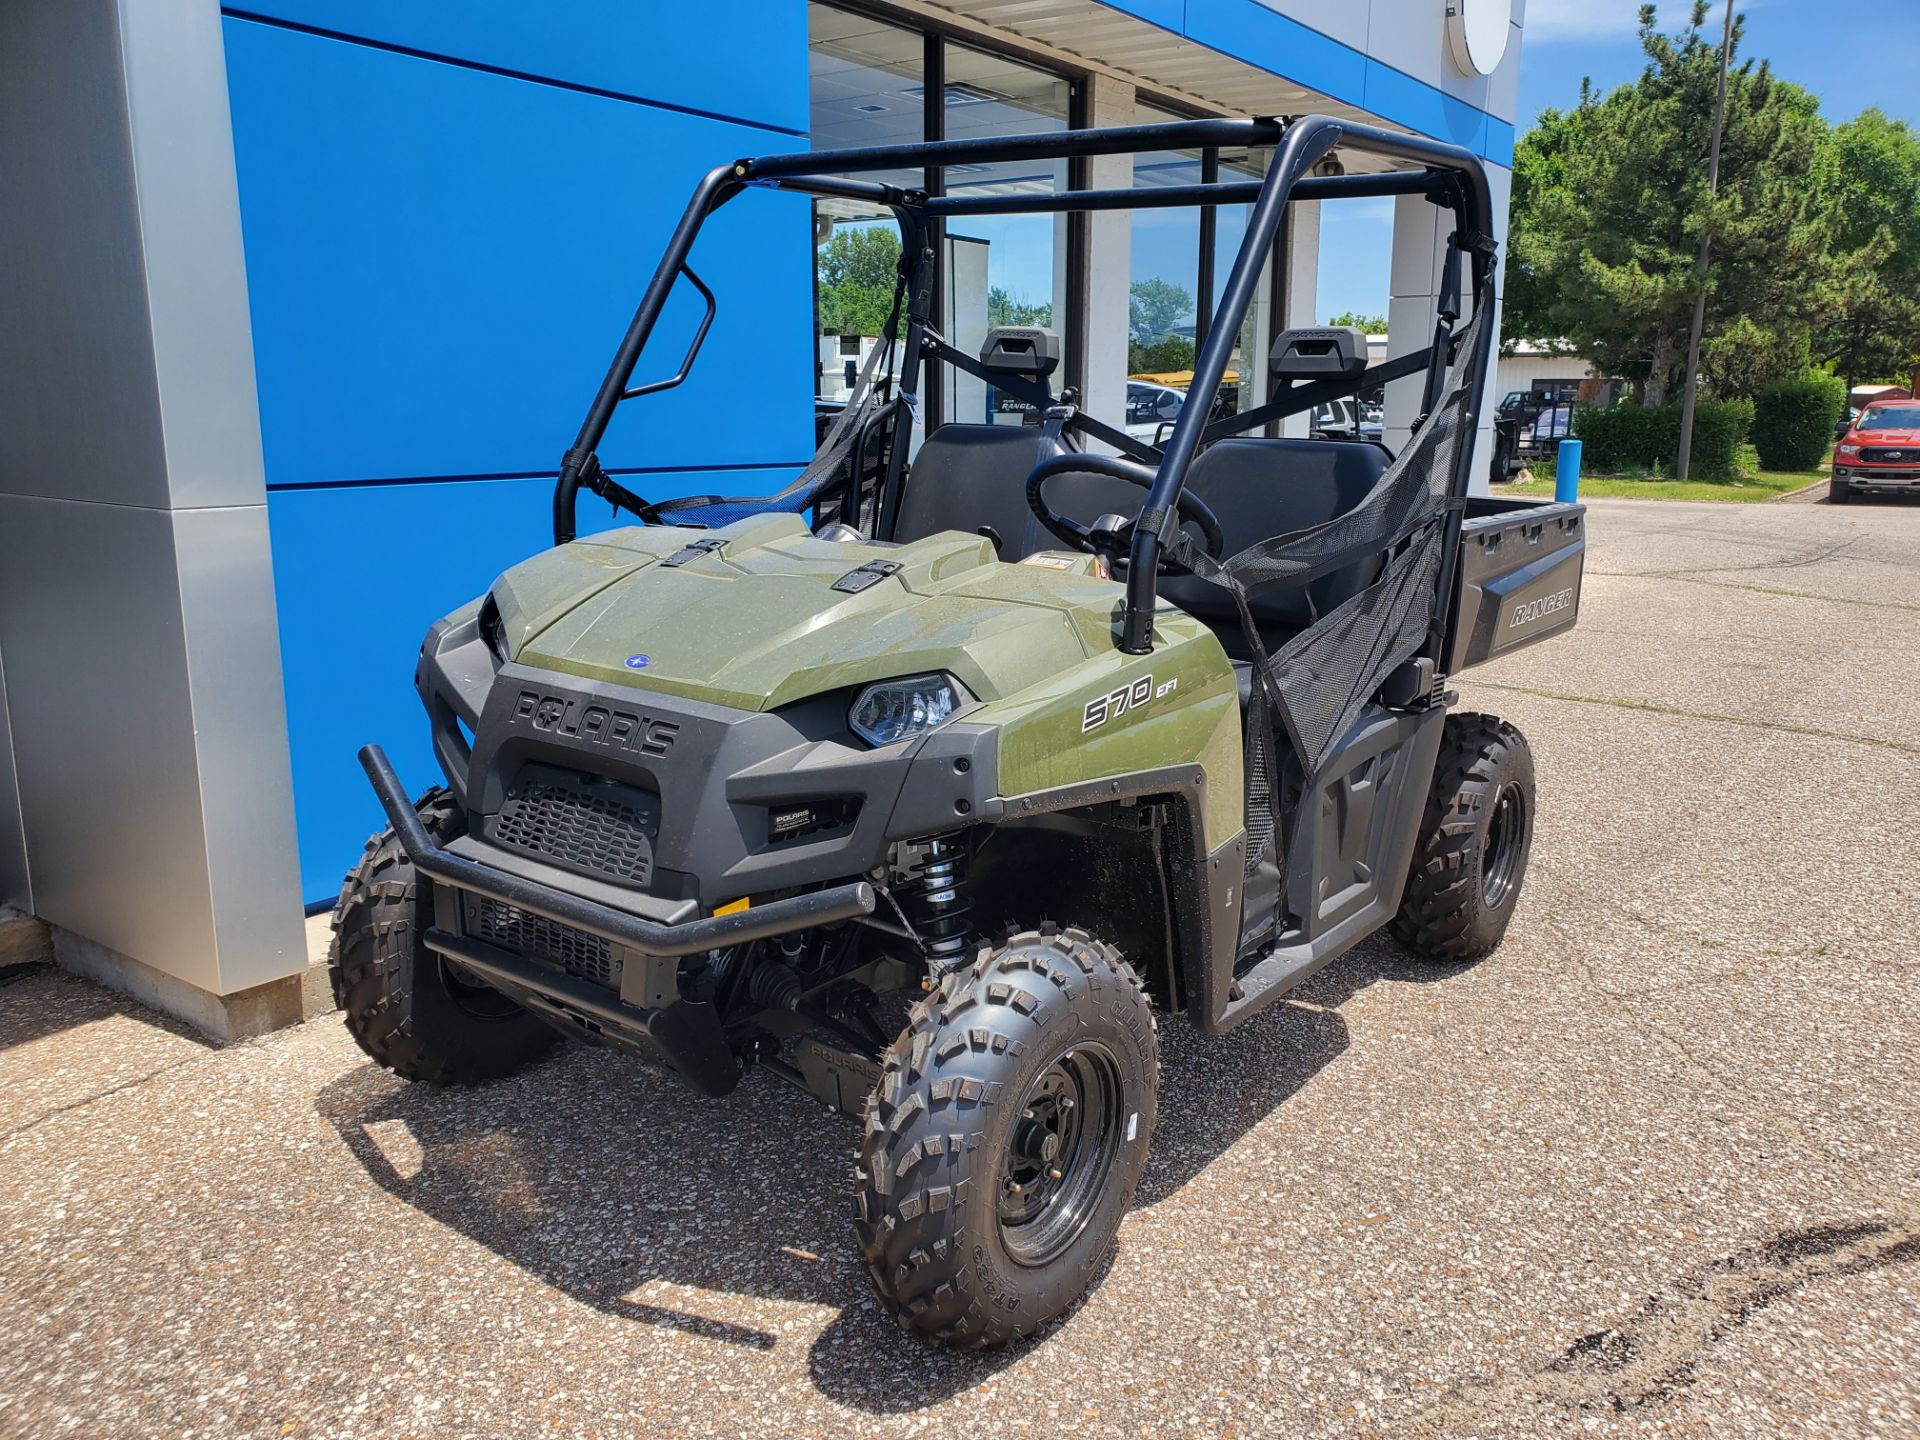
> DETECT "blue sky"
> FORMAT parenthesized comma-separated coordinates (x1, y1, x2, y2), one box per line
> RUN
(1312, 0, 1920, 325)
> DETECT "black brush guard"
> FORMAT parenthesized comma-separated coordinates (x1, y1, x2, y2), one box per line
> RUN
(359, 744, 876, 1095)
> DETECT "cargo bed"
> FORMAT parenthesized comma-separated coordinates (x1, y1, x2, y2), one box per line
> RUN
(1447, 495, 1586, 673)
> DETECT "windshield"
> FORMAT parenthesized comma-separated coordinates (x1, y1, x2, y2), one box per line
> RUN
(1858, 405, 1920, 431)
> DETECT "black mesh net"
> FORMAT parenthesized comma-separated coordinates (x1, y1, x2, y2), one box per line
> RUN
(1178, 308, 1486, 871)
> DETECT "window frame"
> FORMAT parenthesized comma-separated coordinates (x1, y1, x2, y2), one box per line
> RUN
(810, 1, 1087, 421)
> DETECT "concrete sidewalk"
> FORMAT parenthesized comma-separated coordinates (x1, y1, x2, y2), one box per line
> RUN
(2, 498, 1916, 1439)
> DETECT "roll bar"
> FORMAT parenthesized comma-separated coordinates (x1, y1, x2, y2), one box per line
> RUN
(551, 114, 1497, 655)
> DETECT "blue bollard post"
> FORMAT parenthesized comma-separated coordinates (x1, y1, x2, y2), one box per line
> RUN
(1555, 438, 1583, 503)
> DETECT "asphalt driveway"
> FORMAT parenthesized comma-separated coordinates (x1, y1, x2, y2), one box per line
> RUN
(3, 497, 1917, 1438)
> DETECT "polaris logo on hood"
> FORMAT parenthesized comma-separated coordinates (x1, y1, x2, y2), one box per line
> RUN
(512, 690, 678, 756)
(1509, 588, 1573, 630)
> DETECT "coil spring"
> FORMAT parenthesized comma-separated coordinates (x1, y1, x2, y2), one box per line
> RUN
(901, 830, 974, 968)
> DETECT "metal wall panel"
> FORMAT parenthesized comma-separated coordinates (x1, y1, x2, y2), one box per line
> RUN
(222, 15, 818, 489)
(177, 505, 307, 988)
(0, 0, 171, 510)
(0, 496, 223, 988)
(220, 9, 816, 898)
(223, 0, 811, 136)
(264, 469, 801, 901)
(0, 0, 305, 998)
(0, 643, 29, 914)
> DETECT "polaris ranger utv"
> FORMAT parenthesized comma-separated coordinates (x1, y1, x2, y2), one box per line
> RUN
(331, 115, 1585, 1348)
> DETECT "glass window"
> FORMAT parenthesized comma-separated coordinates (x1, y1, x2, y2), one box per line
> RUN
(937, 43, 1073, 424)
(1210, 140, 1272, 423)
(1126, 104, 1203, 429)
(808, 6, 924, 409)
(808, 8, 1077, 429)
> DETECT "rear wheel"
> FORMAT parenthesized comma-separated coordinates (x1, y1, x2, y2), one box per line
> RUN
(854, 926, 1157, 1348)
(1392, 713, 1536, 963)
(330, 787, 559, 1084)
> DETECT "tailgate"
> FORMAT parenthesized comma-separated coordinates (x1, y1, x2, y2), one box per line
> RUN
(1447, 497, 1586, 672)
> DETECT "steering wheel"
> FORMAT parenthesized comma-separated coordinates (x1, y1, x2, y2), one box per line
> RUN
(1026, 453, 1226, 568)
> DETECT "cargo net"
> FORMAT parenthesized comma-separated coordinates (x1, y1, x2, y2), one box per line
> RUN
(640, 290, 903, 531)
(1178, 308, 1486, 873)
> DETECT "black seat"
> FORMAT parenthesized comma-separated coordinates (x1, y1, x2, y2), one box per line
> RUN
(891, 327, 1139, 558)
(1159, 438, 1392, 660)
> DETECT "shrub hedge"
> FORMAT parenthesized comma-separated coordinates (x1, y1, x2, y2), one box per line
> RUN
(1751, 373, 1847, 471)
(1572, 399, 1744, 479)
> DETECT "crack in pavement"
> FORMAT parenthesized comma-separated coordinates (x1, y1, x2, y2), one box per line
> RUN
(1397, 1218, 1920, 1435)
(0, 1053, 204, 1143)
(1468, 681, 1920, 756)
(1590, 536, 1857, 582)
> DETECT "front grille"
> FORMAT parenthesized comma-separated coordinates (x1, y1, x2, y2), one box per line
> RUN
(1861, 446, 1918, 464)
(491, 765, 658, 886)
(473, 899, 620, 989)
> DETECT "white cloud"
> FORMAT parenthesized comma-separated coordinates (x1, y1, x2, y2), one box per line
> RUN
(1522, 0, 1646, 43)
(1320, 197, 1395, 225)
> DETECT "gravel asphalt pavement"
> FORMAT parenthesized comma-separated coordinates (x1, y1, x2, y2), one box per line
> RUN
(2, 495, 1917, 1438)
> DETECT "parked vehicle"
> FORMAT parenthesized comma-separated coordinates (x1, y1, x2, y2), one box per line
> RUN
(1310, 395, 1385, 443)
(1492, 389, 1574, 480)
(1831, 399, 1920, 502)
(1125, 379, 1186, 443)
(330, 114, 1585, 1350)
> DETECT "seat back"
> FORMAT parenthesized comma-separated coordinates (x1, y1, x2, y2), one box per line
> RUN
(891, 425, 1062, 557)
(893, 324, 1143, 557)
(1159, 438, 1392, 644)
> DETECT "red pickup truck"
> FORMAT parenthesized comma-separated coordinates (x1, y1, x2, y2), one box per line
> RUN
(1831, 399, 1920, 502)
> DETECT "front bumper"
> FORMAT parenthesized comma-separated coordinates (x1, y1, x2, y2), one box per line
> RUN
(1834, 465, 1920, 489)
(360, 744, 875, 1094)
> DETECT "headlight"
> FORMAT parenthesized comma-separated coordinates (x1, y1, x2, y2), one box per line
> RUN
(849, 673, 971, 747)
(1838, 444, 1859, 456)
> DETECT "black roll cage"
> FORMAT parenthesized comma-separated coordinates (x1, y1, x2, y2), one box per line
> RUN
(552, 114, 1497, 657)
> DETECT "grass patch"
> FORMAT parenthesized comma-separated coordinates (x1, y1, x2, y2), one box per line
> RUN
(1498, 442, 1827, 503)
(1497, 470, 1819, 502)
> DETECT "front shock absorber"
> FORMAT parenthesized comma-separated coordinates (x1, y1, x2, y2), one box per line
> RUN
(900, 830, 975, 970)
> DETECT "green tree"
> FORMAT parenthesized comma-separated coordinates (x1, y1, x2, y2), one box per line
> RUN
(1129, 277, 1193, 344)
(1127, 336, 1196, 374)
(987, 286, 1053, 328)
(1506, 3, 1830, 402)
(1324, 311, 1388, 333)
(816, 225, 901, 338)
(1812, 109, 1920, 393)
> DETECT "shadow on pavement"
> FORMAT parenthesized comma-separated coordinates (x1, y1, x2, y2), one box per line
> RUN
(316, 930, 1462, 1411)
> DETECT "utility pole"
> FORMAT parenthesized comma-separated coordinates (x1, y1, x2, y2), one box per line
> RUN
(1676, 0, 1737, 479)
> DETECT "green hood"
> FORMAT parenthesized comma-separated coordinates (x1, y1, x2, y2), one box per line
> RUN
(490, 515, 1132, 712)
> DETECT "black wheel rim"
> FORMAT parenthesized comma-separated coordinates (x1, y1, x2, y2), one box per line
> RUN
(998, 1043, 1125, 1267)
(437, 958, 526, 1020)
(1482, 782, 1527, 910)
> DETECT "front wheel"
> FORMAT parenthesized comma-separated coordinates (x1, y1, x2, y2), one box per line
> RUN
(1829, 479, 1853, 504)
(854, 927, 1158, 1348)
(1392, 713, 1537, 963)
(330, 787, 559, 1084)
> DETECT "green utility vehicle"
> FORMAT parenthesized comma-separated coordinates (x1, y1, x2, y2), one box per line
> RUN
(332, 115, 1585, 1348)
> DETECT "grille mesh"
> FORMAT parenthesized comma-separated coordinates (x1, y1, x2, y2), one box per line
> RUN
(1861, 446, 1917, 464)
(473, 900, 619, 989)
(492, 769, 656, 886)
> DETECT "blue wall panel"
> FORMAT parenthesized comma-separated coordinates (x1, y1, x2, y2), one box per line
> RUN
(224, 13, 816, 897)
(223, 2, 809, 135)
(225, 16, 816, 488)
(268, 470, 800, 900)
(1120, 0, 1510, 165)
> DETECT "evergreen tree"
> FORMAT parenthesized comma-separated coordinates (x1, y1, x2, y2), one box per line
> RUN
(1507, 3, 1829, 402)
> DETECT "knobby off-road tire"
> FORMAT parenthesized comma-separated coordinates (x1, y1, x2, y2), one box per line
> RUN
(1392, 713, 1537, 963)
(854, 926, 1158, 1349)
(330, 787, 558, 1084)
